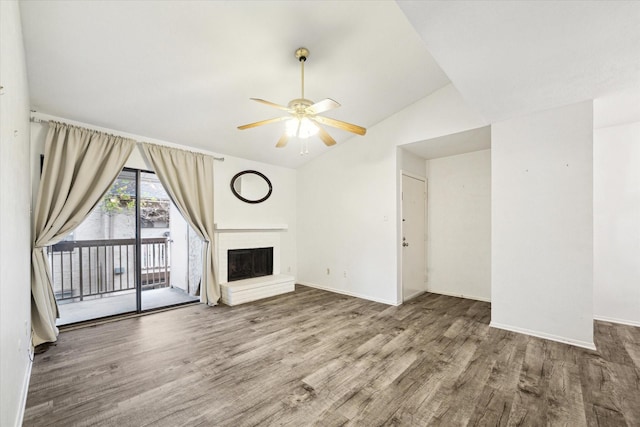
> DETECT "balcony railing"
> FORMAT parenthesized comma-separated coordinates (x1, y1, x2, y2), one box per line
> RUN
(49, 237, 170, 301)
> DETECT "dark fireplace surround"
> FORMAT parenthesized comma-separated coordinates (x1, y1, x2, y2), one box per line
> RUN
(227, 247, 273, 282)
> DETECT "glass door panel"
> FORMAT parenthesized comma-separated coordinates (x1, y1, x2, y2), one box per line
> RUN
(53, 170, 138, 325)
(139, 171, 199, 311)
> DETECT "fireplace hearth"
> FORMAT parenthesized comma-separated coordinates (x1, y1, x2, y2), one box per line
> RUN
(227, 247, 273, 282)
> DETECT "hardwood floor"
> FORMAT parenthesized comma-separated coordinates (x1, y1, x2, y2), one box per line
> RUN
(24, 285, 640, 426)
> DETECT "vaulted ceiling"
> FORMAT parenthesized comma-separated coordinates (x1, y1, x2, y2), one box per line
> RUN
(397, 0, 640, 123)
(19, 1, 450, 168)
(19, 1, 639, 168)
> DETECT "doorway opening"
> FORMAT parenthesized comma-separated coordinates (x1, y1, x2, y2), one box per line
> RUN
(50, 169, 200, 325)
(401, 172, 427, 302)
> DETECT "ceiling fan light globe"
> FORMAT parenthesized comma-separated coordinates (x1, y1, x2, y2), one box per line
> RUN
(299, 118, 319, 138)
(285, 119, 299, 136)
(285, 117, 318, 139)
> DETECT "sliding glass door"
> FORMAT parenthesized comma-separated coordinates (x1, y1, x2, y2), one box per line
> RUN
(52, 169, 198, 326)
(138, 171, 199, 311)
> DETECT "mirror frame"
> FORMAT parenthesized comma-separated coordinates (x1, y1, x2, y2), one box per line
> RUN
(230, 170, 273, 204)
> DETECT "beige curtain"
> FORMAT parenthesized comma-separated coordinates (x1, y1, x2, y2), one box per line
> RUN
(32, 122, 135, 346)
(141, 143, 219, 305)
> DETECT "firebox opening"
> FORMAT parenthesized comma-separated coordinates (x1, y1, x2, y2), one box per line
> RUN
(227, 247, 273, 282)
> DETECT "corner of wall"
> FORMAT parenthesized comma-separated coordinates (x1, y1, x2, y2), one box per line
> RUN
(491, 101, 594, 348)
(0, 1, 35, 426)
(593, 93, 640, 326)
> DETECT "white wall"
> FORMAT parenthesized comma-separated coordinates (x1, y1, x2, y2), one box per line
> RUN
(0, 2, 33, 426)
(399, 148, 426, 178)
(30, 116, 297, 294)
(297, 84, 487, 304)
(593, 90, 640, 327)
(426, 149, 491, 301)
(297, 129, 398, 303)
(214, 155, 297, 276)
(491, 101, 594, 349)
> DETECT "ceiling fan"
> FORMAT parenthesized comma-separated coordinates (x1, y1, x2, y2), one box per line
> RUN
(237, 47, 366, 151)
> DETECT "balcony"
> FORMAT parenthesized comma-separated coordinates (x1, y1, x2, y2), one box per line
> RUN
(49, 237, 198, 325)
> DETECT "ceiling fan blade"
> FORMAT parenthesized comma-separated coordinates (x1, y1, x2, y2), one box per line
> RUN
(306, 98, 341, 115)
(250, 98, 292, 112)
(314, 124, 337, 147)
(313, 115, 367, 136)
(275, 133, 290, 148)
(237, 116, 289, 130)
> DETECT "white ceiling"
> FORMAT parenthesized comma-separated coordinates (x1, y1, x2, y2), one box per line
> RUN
(19, 1, 450, 169)
(19, 1, 640, 168)
(402, 126, 491, 160)
(398, 0, 640, 123)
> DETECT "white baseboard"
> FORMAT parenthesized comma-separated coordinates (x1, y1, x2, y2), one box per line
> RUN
(16, 354, 33, 427)
(298, 281, 400, 306)
(426, 288, 491, 303)
(594, 315, 640, 328)
(403, 290, 426, 302)
(490, 321, 596, 351)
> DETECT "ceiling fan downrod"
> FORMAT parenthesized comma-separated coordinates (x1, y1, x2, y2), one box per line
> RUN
(295, 47, 309, 100)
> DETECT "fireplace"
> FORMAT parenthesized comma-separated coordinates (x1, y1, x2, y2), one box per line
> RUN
(227, 247, 273, 282)
(215, 226, 293, 305)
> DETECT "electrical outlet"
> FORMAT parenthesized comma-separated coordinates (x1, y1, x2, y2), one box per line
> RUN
(343, 271, 347, 278)
(18, 338, 22, 353)
(326, 268, 330, 275)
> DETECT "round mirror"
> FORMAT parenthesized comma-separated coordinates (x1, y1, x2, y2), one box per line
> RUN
(230, 170, 272, 204)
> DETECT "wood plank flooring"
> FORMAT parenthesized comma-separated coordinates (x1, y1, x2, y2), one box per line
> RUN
(24, 285, 640, 426)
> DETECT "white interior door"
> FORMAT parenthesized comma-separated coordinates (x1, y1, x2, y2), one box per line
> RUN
(402, 173, 427, 301)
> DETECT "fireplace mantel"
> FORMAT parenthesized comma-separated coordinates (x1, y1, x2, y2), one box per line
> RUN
(214, 223, 288, 232)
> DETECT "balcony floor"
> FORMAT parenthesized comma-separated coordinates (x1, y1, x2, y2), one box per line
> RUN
(57, 287, 199, 326)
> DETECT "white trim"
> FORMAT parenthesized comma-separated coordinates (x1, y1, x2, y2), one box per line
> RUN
(490, 321, 597, 350)
(403, 289, 427, 302)
(400, 170, 426, 182)
(214, 223, 288, 232)
(594, 315, 640, 328)
(16, 356, 33, 427)
(426, 288, 491, 303)
(298, 281, 400, 306)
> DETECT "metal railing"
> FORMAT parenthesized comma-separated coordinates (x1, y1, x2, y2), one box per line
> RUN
(49, 237, 170, 301)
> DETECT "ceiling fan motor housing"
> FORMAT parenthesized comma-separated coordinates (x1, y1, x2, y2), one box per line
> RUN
(295, 47, 309, 62)
(288, 98, 314, 115)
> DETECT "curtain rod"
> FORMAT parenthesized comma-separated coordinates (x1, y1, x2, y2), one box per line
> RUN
(30, 116, 225, 161)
